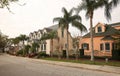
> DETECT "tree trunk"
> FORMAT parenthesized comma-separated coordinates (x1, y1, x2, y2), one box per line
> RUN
(66, 27, 69, 59)
(23, 40, 25, 56)
(90, 12, 94, 61)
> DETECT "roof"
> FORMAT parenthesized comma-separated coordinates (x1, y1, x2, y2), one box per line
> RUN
(108, 22, 120, 26)
(101, 35, 115, 40)
(83, 23, 120, 38)
(45, 25, 59, 32)
(48, 25, 59, 31)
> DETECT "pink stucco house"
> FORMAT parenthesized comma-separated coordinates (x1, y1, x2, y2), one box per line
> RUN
(80, 22, 120, 57)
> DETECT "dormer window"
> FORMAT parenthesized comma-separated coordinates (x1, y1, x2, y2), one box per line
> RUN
(98, 26, 102, 33)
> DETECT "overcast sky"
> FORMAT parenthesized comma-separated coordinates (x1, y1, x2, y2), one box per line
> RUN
(0, 0, 120, 38)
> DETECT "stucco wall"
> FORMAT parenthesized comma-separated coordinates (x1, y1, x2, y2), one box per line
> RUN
(80, 37, 114, 57)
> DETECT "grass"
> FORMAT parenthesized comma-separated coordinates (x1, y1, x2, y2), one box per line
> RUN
(40, 57, 120, 67)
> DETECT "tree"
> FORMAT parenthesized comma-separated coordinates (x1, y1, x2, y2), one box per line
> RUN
(12, 37, 20, 46)
(18, 34, 29, 55)
(53, 7, 87, 59)
(24, 45, 31, 55)
(0, 0, 18, 11)
(0, 34, 7, 52)
(32, 42, 39, 53)
(74, 0, 120, 61)
(18, 34, 29, 46)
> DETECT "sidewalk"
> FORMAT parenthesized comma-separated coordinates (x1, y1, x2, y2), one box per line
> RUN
(30, 58, 120, 74)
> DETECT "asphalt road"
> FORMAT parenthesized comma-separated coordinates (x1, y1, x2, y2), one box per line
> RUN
(0, 54, 119, 76)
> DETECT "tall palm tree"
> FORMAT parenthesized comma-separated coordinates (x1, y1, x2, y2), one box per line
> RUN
(18, 34, 29, 46)
(53, 7, 87, 59)
(18, 34, 29, 55)
(12, 37, 20, 46)
(75, 0, 120, 61)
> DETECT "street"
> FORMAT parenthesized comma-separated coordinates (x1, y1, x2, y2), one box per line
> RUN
(0, 54, 119, 76)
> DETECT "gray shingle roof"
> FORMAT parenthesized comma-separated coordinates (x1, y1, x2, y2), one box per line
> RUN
(108, 22, 120, 26)
(45, 25, 59, 32)
(83, 24, 120, 38)
(101, 35, 115, 40)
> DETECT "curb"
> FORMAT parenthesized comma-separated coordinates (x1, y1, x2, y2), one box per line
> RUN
(30, 58, 120, 74)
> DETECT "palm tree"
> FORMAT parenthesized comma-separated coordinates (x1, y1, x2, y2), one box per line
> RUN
(53, 7, 87, 59)
(12, 37, 20, 46)
(18, 34, 29, 55)
(18, 34, 29, 46)
(31, 42, 39, 53)
(74, 0, 120, 61)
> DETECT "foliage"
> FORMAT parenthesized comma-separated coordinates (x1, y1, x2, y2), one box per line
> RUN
(12, 37, 20, 46)
(42, 57, 120, 67)
(0, 0, 18, 12)
(53, 7, 87, 59)
(74, 0, 120, 61)
(0, 34, 7, 49)
(18, 34, 29, 43)
(37, 51, 48, 58)
(40, 31, 57, 40)
(24, 45, 31, 55)
(112, 49, 120, 60)
(53, 7, 87, 33)
(16, 49, 23, 56)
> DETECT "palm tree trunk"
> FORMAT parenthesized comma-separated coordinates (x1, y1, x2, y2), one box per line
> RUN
(90, 12, 94, 61)
(66, 27, 69, 59)
(23, 40, 25, 56)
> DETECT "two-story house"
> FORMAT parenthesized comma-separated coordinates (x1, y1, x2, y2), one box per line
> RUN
(29, 25, 73, 56)
(80, 22, 120, 57)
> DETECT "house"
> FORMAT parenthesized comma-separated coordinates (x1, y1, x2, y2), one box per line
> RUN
(80, 22, 120, 57)
(29, 25, 73, 56)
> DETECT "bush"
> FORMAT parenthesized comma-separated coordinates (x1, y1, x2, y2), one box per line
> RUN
(16, 49, 24, 56)
(112, 49, 120, 60)
(37, 51, 49, 58)
(28, 53, 37, 58)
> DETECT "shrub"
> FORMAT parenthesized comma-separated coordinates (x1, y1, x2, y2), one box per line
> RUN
(16, 49, 23, 56)
(112, 49, 120, 60)
(37, 51, 48, 58)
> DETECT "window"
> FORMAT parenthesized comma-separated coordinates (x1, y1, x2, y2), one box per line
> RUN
(65, 43, 67, 48)
(41, 45, 43, 51)
(61, 28, 64, 37)
(82, 43, 89, 50)
(112, 43, 118, 50)
(100, 43, 104, 51)
(98, 26, 102, 33)
(105, 43, 110, 51)
(44, 44, 46, 51)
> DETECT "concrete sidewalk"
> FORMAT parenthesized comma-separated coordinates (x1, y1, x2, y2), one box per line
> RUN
(7, 54, 120, 74)
(30, 58, 120, 74)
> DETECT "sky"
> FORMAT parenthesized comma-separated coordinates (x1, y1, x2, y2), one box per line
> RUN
(0, 0, 120, 38)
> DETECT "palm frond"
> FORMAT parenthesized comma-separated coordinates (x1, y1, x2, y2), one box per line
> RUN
(53, 17, 63, 23)
(111, 0, 120, 7)
(74, 2, 87, 14)
(72, 21, 87, 33)
(70, 15, 82, 22)
(104, 3, 112, 21)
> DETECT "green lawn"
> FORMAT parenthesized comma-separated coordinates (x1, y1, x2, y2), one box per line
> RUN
(40, 57, 120, 67)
